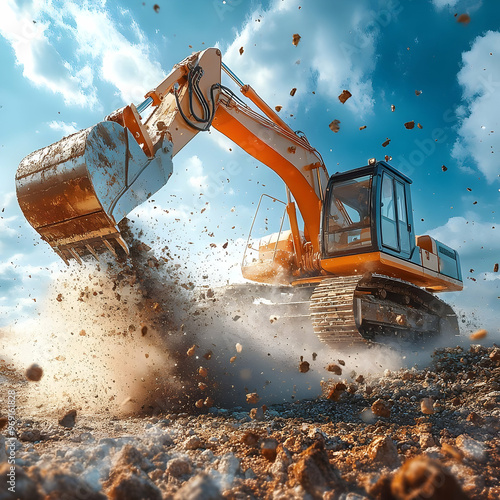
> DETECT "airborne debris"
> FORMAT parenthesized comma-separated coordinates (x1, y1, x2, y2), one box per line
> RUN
(275, 105, 282, 112)
(239, 47, 244, 55)
(442, 165, 448, 172)
(290, 88, 297, 97)
(415, 90, 422, 96)
(329, 120, 341, 133)
(359, 125, 367, 130)
(326, 363, 342, 375)
(58, 409, 77, 428)
(371, 398, 391, 418)
(292, 33, 301, 46)
(187, 345, 196, 357)
(338, 89, 352, 104)
(469, 329, 487, 340)
(299, 360, 310, 373)
(391, 104, 396, 112)
(25, 363, 43, 382)
(327, 382, 346, 401)
(382, 138, 391, 147)
(246, 392, 260, 404)
(404, 120, 415, 129)
(457, 13, 471, 24)
(153, 4, 160, 13)
(420, 397, 435, 415)
(494, 263, 499, 272)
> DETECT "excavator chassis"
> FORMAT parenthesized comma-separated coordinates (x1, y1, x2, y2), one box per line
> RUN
(310, 274, 459, 349)
(202, 274, 459, 350)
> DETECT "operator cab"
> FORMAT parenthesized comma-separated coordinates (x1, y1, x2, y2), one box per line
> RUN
(321, 160, 462, 291)
(323, 160, 414, 259)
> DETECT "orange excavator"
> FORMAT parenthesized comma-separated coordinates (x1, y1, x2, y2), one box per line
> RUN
(16, 48, 463, 347)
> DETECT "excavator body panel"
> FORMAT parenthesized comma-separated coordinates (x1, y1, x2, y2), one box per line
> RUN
(16, 120, 173, 262)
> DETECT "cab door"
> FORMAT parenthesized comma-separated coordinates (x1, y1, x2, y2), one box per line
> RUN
(380, 172, 412, 258)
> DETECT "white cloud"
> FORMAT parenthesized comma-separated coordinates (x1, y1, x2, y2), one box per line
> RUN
(0, 0, 164, 108)
(221, 0, 400, 117)
(48, 120, 78, 136)
(431, 0, 483, 11)
(451, 30, 500, 183)
(431, 0, 460, 8)
(0, 0, 96, 106)
(427, 215, 500, 257)
(63, 3, 165, 103)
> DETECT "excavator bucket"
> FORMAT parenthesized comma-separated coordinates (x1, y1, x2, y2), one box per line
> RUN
(16, 120, 173, 264)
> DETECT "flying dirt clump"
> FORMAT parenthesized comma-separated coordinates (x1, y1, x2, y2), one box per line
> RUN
(25, 363, 43, 381)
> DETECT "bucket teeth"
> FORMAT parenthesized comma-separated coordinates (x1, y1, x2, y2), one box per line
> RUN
(67, 247, 83, 265)
(85, 244, 100, 261)
(103, 239, 118, 258)
(54, 249, 70, 266)
(114, 235, 130, 256)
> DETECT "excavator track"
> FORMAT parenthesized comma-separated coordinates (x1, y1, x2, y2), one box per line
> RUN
(310, 274, 459, 349)
(310, 276, 366, 348)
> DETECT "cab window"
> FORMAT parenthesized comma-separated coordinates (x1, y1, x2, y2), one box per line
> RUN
(325, 175, 372, 254)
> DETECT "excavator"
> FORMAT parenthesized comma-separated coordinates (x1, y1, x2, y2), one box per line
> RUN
(16, 47, 463, 348)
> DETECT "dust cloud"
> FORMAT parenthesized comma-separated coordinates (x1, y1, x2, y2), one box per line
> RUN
(1, 218, 473, 417)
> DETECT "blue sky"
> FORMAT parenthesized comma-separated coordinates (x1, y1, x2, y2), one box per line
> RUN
(0, 0, 499, 336)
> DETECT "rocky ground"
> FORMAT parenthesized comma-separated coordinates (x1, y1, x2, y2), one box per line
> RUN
(0, 343, 499, 499)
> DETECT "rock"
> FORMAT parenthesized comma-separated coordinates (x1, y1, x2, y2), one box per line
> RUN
(114, 444, 152, 472)
(327, 383, 347, 402)
(391, 455, 469, 500)
(184, 435, 203, 450)
(371, 399, 391, 418)
(246, 393, 260, 405)
(419, 434, 436, 449)
(58, 410, 77, 428)
(241, 431, 260, 447)
(466, 412, 485, 425)
(25, 363, 43, 381)
(367, 436, 400, 466)
(489, 348, 500, 362)
(39, 468, 106, 500)
(18, 429, 42, 443)
(441, 443, 464, 462)
(455, 435, 487, 463)
(173, 473, 223, 499)
(269, 445, 292, 483)
(326, 364, 342, 375)
(299, 360, 310, 373)
(249, 405, 267, 421)
(218, 453, 240, 488)
(288, 440, 344, 497)
(166, 456, 192, 477)
(0, 462, 43, 499)
(105, 467, 162, 500)
(421, 397, 435, 415)
(260, 438, 279, 461)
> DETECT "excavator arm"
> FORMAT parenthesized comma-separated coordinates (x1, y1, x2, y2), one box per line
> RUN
(16, 47, 328, 269)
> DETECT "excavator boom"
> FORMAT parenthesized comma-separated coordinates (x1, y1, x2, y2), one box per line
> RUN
(16, 47, 327, 264)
